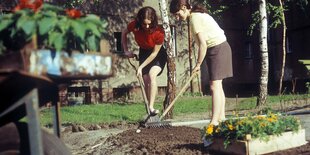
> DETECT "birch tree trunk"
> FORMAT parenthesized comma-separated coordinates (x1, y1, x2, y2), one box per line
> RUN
(158, 0, 176, 119)
(278, 0, 287, 95)
(257, 0, 269, 107)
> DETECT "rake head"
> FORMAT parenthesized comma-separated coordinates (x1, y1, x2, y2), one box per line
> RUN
(139, 114, 172, 128)
(145, 121, 172, 128)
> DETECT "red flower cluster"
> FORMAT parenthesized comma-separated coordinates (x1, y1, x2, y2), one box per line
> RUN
(13, 0, 43, 12)
(65, 9, 82, 19)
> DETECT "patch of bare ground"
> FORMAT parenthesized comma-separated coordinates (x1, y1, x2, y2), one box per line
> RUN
(62, 124, 310, 155)
(62, 98, 310, 155)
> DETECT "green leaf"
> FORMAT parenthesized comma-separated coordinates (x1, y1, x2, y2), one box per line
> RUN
(87, 35, 97, 51)
(16, 16, 27, 29)
(41, 11, 58, 17)
(0, 19, 14, 32)
(0, 13, 13, 20)
(16, 16, 36, 35)
(49, 32, 64, 51)
(56, 17, 70, 33)
(71, 20, 86, 39)
(85, 22, 100, 37)
(42, 3, 64, 12)
(38, 17, 57, 35)
(101, 20, 108, 29)
(21, 20, 36, 35)
(84, 14, 102, 25)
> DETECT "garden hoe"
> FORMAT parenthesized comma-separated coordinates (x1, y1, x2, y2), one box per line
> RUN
(127, 57, 160, 128)
(145, 71, 199, 128)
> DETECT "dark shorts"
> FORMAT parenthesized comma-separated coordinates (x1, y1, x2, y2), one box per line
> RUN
(205, 41, 233, 80)
(139, 46, 167, 76)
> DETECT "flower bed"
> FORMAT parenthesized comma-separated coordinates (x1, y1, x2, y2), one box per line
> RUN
(203, 112, 308, 154)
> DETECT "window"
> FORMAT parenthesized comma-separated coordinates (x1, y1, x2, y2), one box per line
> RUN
(244, 41, 253, 59)
(113, 32, 123, 53)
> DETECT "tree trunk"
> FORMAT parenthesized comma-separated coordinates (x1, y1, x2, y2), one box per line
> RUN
(158, 0, 176, 119)
(278, 0, 287, 95)
(257, 0, 269, 107)
(187, 19, 194, 93)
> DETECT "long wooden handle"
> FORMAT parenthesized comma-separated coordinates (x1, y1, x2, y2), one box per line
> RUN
(160, 72, 199, 120)
(137, 74, 150, 114)
(128, 58, 150, 114)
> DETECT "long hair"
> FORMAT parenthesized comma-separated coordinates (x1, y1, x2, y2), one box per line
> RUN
(135, 6, 158, 32)
(170, 0, 208, 14)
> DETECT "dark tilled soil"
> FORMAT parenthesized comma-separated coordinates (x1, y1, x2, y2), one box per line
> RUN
(103, 126, 206, 154)
(99, 126, 310, 155)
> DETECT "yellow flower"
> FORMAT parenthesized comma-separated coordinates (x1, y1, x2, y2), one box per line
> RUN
(267, 118, 275, 122)
(228, 124, 234, 130)
(260, 122, 266, 127)
(256, 115, 265, 120)
(206, 124, 214, 135)
(236, 120, 243, 126)
(270, 114, 277, 120)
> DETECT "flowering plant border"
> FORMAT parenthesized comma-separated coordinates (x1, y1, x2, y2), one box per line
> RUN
(203, 112, 301, 148)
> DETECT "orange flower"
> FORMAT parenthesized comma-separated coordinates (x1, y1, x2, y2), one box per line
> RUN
(13, 0, 43, 12)
(65, 9, 82, 19)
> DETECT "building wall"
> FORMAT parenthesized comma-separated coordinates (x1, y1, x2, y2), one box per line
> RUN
(94, 0, 198, 91)
(75, 0, 310, 95)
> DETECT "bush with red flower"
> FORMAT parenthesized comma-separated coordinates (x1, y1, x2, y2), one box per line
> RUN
(0, 0, 107, 54)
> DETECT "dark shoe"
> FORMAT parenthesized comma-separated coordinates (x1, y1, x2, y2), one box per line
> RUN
(150, 109, 159, 116)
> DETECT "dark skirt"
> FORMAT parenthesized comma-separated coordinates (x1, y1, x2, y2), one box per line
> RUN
(139, 46, 167, 76)
(205, 41, 233, 80)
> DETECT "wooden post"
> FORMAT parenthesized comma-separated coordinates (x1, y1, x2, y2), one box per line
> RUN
(187, 19, 194, 93)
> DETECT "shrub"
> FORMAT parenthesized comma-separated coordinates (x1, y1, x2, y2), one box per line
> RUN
(0, 0, 107, 54)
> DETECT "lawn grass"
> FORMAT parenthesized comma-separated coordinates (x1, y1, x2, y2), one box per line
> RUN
(40, 93, 308, 126)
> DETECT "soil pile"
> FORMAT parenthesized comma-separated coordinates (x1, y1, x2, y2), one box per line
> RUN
(102, 126, 207, 154)
(87, 126, 310, 155)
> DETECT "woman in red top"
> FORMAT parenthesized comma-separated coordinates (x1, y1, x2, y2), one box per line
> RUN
(122, 6, 167, 115)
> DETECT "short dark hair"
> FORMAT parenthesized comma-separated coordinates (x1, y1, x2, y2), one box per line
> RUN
(135, 6, 158, 32)
(169, 0, 208, 14)
(169, 0, 191, 14)
(191, 4, 208, 13)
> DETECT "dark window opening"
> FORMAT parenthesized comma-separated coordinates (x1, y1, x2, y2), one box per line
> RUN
(244, 41, 253, 59)
(113, 32, 123, 53)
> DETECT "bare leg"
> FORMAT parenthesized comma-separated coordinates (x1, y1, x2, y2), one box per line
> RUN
(209, 80, 225, 125)
(142, 75, 151, 102)
(219, 87, 226, 121)
(147, 66, 162, 111)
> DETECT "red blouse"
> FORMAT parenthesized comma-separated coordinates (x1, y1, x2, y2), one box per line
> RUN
(127, 20, 165, 50)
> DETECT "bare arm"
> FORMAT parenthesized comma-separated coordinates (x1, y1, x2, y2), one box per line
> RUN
(192, 32, 207, 73)
(121, 28, 134, 57)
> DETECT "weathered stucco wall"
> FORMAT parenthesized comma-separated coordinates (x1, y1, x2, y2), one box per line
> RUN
(100, 0, 199, 91)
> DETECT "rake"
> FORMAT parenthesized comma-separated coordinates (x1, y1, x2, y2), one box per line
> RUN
(127, 57, 160, 127)
(145, 71, 199, 128)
